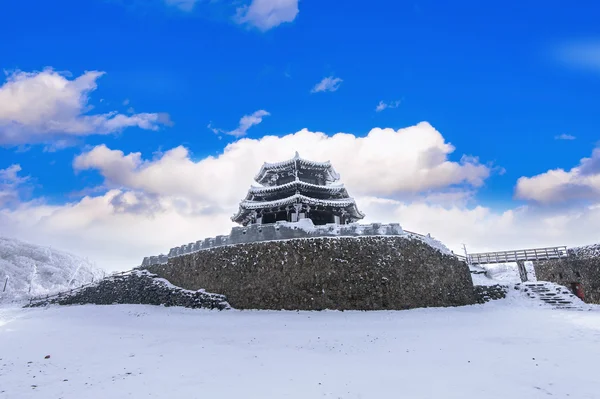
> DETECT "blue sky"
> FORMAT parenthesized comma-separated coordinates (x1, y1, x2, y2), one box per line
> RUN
(1, 0, 600, 269)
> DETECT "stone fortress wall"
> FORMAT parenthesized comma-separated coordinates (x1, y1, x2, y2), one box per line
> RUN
(145, 235, 476, 310)
(532, 245, 600, 304)
(140, 219, 476, 310)
(141, 219, 449, 267)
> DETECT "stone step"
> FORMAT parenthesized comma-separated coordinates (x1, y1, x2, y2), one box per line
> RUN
(520, 281, 588, 311)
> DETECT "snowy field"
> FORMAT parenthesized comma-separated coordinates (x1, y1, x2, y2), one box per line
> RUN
(1, 295, 599, 399)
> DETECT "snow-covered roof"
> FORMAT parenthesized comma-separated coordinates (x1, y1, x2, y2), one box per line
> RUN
(247, 180, 348, 196)
(231, 193, 365, 223)
(254, 152, 340, 185)
(240, 194, 360, 210)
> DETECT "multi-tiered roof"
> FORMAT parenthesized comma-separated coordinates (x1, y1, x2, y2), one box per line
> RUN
(232, 152, 364, 226)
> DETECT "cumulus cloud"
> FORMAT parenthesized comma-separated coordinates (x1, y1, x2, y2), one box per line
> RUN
(75, 122, 490, 202)
(375, 100, 401, 112)
(515, 147, 600, 203)
(235, 0, 299, 31)
(555, 133, 576, 140)
(0, 68, 170, 146)
(311, 76, 343, 93)
(209, 110, 270, 138)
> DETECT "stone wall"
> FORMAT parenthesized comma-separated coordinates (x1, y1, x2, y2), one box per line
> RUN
(27, 271, 230, 310)
(145, 236, 476, 310)
(140, 219, 452, 268)
(533, 255, 600, 304)
(473, 284, 508, 304)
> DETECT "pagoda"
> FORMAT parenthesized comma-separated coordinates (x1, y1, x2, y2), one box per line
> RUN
(232, 152, 365, 226)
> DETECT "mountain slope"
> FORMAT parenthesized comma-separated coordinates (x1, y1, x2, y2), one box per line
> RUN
(0, 237, 106, 303)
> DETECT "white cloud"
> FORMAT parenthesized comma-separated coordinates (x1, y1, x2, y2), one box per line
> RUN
(4, 189, 600, 272)
(375, 100, 401, 112)
(209, 110, 270, 138)
(556, 40, 600, 72)
(235, 0, 299, 31)
(11, 121, 600, 272)
(0, 164, 29, 207)
(311, 76, 343, 93)
(555, 133, 576, 140)
(515, 147, 600, 203)
(0, 121, 497, 270)
(11, 123, 600, 270)
(164, 0, 199, 11)
(361, 198, 600, 254)
(0, 68, 170, 146)
(75, 122, 490, 201)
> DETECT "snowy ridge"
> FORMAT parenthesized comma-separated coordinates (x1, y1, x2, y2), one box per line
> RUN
(0, 237, 106, 303)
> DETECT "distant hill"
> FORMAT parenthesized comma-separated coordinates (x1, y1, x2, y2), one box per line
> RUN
(0, 237, 106, 303)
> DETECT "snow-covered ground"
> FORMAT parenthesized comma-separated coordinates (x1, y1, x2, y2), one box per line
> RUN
(1, 294, 599, 399)
(0, 237, 106, 303)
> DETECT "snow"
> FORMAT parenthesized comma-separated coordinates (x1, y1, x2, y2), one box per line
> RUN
(248, 179, 348, 195)
(255, 154, 340, 185)
(405, 232, 453, 256)
(468, 260, 540, 286)
(482, 263, 523, 284)
(0, 237, 106, 304)
(1, 296, 599, 399)
(470, 271, 500, 286)
(240, 193, 360, 210)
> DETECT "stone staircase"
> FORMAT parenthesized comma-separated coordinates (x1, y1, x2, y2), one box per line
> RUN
(517, 282, 590, 311)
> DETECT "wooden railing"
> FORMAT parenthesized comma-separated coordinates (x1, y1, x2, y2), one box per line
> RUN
(467, 246, 568, 265)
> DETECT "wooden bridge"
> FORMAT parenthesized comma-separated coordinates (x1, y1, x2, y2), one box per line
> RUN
(466, 246, 568, 265)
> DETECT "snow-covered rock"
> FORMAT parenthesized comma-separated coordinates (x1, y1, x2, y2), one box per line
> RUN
(0, 237, 106, 303)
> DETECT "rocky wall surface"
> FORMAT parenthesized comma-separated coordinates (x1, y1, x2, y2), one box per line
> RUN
(533, 256, 600, 304)
(473, 284, 508, 304)
(142, 220, 407, 267)
(27, 271, 230, 310)
(146, 236, 476, 310)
